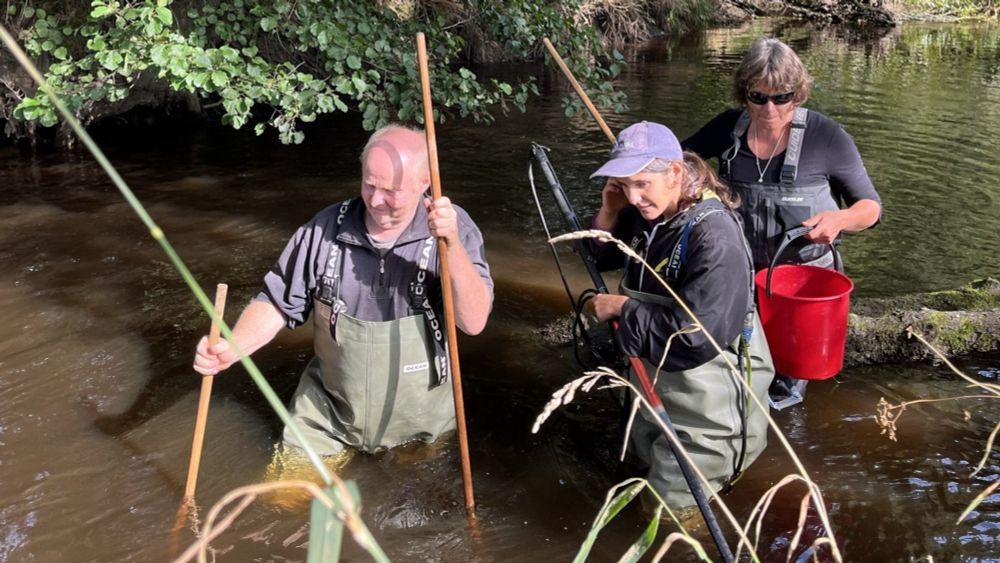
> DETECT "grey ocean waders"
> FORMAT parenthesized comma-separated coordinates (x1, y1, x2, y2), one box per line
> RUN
(723, 108, 840, 404)
(722, 107, 841, 270)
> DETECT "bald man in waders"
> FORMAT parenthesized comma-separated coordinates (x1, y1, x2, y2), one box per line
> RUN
(193, 125, 493, 476)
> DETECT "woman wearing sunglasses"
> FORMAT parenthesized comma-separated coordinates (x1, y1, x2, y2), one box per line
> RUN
(683, 37, 882, 408)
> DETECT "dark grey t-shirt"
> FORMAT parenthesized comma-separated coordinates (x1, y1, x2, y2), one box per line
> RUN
(258, 197, 493, 329)
(682, 108, 881, 207)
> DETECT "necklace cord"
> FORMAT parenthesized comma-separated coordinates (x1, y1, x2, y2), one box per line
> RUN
(752, 122, 787, 183)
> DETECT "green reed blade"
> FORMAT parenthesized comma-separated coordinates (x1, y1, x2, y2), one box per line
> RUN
(573, 478, 646, 563)
(618, 506, 660, 563)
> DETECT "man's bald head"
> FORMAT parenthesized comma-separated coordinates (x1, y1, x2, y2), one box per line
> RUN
(359, 125, 432, 234)
(360, 125, 430, 189)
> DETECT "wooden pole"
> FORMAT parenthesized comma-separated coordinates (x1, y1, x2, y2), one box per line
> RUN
(542, 37, 617, 144)
(415, 32, 476, 517)
(183, 283, 228, 500)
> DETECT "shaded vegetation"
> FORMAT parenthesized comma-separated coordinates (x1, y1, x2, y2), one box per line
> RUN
(2, 0, 641, 145)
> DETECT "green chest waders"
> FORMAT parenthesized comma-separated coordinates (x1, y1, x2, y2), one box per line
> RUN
(281, 203, 455, 455)
(618, 202, 775, 508)
(722, 108, 841, 270)
(621, 284, 775, 508)
(281, 304, 455, 455)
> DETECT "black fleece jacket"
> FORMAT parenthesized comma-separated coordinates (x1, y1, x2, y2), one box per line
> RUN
(596, 198, 753, 371)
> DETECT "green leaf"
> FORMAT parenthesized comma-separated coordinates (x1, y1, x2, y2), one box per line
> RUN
(260, 16, 277, 32)
(90, 6, 109, 18)
(351, 75, 367, 93)
(156, 7, 172, 26)
(211, 70, 229, 88)
(100, 51, 123, 71)
(190, 71, 209, 89)
(346, 55, 362, 70)
(53, 47, 68, 61)
(39, 110, 59, 128)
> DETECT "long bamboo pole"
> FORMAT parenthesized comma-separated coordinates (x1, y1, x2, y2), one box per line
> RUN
(183, 283, 228, 499)
(415, 32, 476, 517)
(541, 38, 616, 143)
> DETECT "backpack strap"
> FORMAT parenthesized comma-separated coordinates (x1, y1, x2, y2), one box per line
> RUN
(662, 203, 725, 281)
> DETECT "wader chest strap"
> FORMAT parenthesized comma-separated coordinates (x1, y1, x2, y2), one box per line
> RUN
(721, 111, 752, 179)
(780, 107, 809, 185)
(409, 235, 450, 387)
(722, 108, 808, 186)
(318, 202, 449, 388)
(317, 200, 353, 325)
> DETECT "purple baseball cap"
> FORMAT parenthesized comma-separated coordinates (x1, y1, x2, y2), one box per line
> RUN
(590, 121, 683, 178)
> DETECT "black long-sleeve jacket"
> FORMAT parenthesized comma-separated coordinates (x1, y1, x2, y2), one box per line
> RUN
(596, 198, 753, 371)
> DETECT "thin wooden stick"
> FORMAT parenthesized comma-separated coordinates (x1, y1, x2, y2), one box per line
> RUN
(183, 283, 228, 500)
(542, 37, 617, 144)
(415, 32, 476, 517)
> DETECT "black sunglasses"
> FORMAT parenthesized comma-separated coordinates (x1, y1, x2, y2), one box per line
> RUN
(747, 90, 795, 106)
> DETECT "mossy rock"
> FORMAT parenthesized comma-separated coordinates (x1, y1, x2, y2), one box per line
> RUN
(539, 278, 1000, 367)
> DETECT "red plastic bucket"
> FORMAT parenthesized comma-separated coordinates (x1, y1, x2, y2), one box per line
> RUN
(754, 229, 854, 380)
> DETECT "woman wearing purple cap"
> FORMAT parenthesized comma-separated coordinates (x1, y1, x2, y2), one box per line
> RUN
(590, 121, 775, 511)
(683, 37, 882, 408)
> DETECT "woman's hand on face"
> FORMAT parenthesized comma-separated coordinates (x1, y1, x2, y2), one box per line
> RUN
(593, 294, 629, 322)
(802, 210, 845, 244)
(594, 180, 628, 231)
(601, 180, 628, 216)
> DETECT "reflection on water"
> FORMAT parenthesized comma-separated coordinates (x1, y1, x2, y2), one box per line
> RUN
(1, 18, 998, 562)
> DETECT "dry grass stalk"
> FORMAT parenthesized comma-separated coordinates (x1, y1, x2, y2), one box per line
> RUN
(892, 327, 1000, 527)
(650, 531, 710, 562)
(551, 229, 844, 562)
(971, 420, 1000, 477)
(737, 474, 834, 562)
(173, 479, 380, 563)
(957, 480, 1000, 524)
(877, 395, 997, 442)
(906, 327, 1000, 396)
(786, 491, 812, 562)
(532, 365, 761, 557)
(536, 364, 767, 559)
(531, 367, 626, 434)
(619, 323, 701, 462)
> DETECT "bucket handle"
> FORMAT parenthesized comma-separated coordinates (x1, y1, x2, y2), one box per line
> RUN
(765, 226, 840, 298)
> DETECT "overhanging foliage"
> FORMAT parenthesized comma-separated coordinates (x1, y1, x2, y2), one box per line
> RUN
(2, 0, 628, 144)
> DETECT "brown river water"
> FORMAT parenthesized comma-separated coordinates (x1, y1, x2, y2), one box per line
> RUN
(1, 19, 999, 563)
